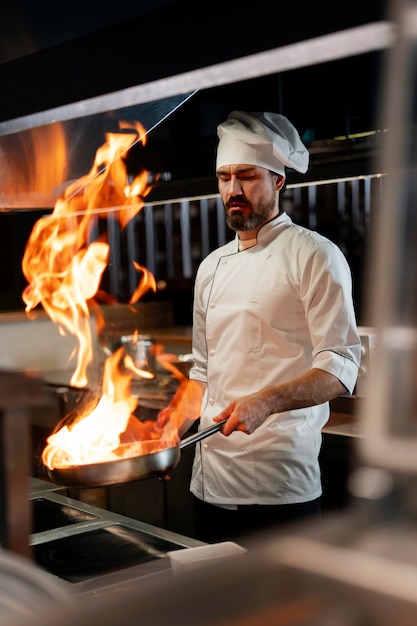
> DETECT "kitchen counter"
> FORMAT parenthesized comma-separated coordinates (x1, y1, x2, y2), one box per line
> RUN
(325, 395, 362, 437)
(323, 421, 363, 438)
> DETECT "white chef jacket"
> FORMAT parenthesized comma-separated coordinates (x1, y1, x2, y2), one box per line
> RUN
(189, 212, 361, 506)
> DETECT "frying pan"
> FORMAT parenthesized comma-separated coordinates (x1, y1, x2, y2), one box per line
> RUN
(47, 419, 227, 488)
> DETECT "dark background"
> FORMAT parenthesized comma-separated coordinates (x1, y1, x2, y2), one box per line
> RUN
(0, 0, 389, 182)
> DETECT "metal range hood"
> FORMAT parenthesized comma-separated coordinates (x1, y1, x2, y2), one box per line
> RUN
(0, 0, 389, 130)
(0, 1, 393, 210)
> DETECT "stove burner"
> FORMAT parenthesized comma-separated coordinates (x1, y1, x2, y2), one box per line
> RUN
(33, 498, 97, 533)
(33, 524, 182, 582)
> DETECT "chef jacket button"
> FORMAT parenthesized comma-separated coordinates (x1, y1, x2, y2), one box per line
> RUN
(209, 350, 215, 356)
(222, 259, 227, 265)
(210, 303, 215, 308)
(209, 397, 214, 404)
(266, 252, 271, 259)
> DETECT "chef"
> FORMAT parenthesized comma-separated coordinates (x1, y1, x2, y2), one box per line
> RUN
(187, 110, 361, 544)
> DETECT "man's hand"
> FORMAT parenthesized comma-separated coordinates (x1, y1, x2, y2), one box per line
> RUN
(212, 391, 273, 435)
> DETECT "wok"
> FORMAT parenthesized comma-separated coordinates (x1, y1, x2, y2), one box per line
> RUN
(47, 419, 227, 488)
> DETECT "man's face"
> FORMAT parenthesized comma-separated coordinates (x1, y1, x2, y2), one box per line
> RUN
(216, 164, 281, 233)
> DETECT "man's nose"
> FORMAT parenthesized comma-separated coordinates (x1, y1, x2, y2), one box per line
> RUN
(227, 176, 242, 194)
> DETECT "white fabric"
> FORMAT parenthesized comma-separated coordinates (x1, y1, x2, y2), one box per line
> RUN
(238, 237, 257, 251)
(189, 212, 361, 506)
(216, 111, 309, 175)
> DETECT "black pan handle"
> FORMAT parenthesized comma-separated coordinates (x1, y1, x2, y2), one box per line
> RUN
(179, 419, 228, 450)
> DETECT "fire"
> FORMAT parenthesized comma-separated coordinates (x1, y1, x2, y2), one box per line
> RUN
(42, 349, 202, 468)
(123, 330, 155, 380)
(22, 120, 153, 388)
(0, 124, 68, 208)
(130, 262, 157, 304)
(20, 118, 201, 473)
(43, 349, 138, 468)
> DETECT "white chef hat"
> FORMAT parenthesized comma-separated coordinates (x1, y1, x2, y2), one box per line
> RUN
(216, 111, 309, 176)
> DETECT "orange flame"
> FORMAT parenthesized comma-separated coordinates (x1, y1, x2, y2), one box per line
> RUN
(0, 124, 68, 208)
(20, 119, 202, 473)
(43, 349, 138, 468)
(22, 120, 152, 388)
(130, 262, 157, 304)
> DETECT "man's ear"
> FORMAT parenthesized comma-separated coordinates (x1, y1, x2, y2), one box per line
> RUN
(275, 175, 286, 191)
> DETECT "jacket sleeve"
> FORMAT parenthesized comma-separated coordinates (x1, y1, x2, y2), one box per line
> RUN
(300, 239, 361, 395)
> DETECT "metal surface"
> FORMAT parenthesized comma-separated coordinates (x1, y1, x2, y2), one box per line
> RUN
(0, 91, 198, 209)
(15, 503, 417, 625)
(0, 22, 393, 136)
(359, 0, 417, 474)
(28, 479, 204, 597)
(47, 420, 226, 488)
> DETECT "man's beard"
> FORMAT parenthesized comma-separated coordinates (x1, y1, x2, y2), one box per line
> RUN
(225, 196, 276, 231)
